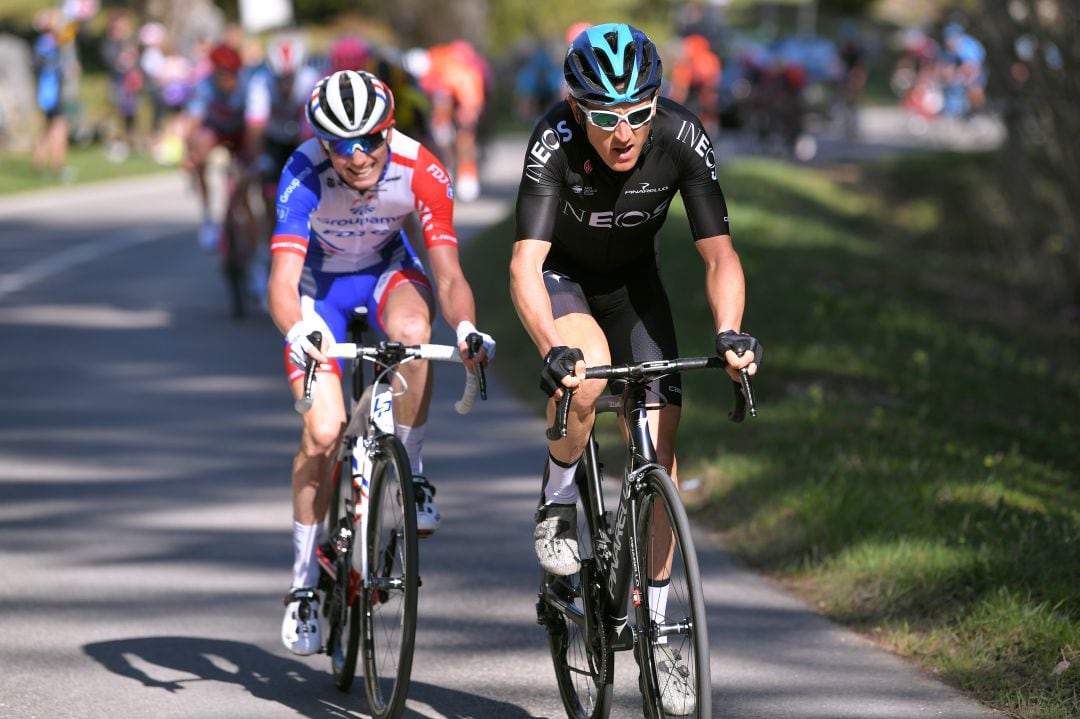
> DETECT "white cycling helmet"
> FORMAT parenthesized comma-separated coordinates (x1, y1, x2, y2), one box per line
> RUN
(267, 34, 306, 77)
(306, 69, 395, 140)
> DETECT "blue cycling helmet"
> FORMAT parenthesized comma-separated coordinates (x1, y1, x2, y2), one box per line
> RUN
(564, 23, 662, 106)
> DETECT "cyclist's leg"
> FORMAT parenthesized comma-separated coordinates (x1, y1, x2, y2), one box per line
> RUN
(545, 272, 610, 467)
(371, 243, 435, 453)
(371, 245, 442, 532)
(281, 276, 351, 654)
(533, 272, 610, 574)
(285, 295, 346, 549)
(184, 125, 218, 227)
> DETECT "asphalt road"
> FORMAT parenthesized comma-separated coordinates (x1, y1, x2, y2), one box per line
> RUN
(0, 133, 1000, 718)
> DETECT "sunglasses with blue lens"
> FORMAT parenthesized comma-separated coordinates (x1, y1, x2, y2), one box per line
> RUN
(580, 97, 657, 131)
(323, 132, 387, 157)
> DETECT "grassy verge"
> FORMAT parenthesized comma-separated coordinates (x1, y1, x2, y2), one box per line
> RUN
(0, 142, 172, 195)
(461, 152, 1079, 719)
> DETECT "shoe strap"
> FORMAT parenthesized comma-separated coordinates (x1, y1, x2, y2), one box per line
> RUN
(283, 587, 318, 605)
(413, 475, 435, 499)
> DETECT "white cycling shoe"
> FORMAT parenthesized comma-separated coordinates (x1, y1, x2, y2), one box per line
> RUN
(413, 475, 441, 536)
(281, 587, 321, 656)
(534, 503, 580, 576)
(653, 644, 696, 716)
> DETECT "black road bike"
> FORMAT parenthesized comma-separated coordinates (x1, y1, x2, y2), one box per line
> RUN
(537, 356, 755, 719)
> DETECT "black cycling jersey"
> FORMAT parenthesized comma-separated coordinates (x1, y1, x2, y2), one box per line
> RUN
(514, 96, 730, 279)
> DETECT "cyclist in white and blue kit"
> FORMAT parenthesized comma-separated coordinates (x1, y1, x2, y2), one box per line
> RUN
(267, 69, 495, 656)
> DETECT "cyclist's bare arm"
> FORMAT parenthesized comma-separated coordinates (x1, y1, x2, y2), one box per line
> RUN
(510, 239, 563, 359)
(268, 251, 305, 336)
(426, 244, 485, 363)
(268, 250, 328, 364)
(696, 233, 755, 380)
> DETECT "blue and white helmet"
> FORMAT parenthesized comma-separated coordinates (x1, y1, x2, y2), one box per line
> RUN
(564, 23, 662, 106)
(306, 70, 395, 140)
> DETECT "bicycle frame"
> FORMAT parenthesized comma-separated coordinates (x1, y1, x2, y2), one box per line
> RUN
(308, 317, 483, 598)
(573, 379, 663, 650)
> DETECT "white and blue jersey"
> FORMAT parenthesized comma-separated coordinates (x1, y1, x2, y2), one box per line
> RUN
(271, 131, 458, 379)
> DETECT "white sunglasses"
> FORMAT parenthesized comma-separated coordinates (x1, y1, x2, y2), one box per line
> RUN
(579, 97, 657, 131)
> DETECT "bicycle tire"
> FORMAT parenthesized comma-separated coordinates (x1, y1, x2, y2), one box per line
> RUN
(219, 210, 247, 320)
(633, 468, 711, 718)
(537, 530, 613, 718)
(360, 434, 418, 719)
(325, 454, 361, 691)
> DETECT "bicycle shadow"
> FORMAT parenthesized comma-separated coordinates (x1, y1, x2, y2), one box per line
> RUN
(83, 636, 539, 719)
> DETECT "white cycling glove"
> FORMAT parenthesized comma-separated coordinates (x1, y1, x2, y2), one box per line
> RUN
(285, 319, 324, 369)
(455, 320, 496, 362)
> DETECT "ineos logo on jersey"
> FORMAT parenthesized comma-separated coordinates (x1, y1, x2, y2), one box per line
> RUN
(675, 120, 718, 182)
(561, 197, 672, 228)
(524, 120, 573, 183)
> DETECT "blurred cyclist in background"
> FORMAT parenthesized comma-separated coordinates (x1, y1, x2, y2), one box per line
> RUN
(183, 41, 251, 250)
(408, 40, 488, 202)
(244, 34, 318, 307)
(667, 34, 722, 137)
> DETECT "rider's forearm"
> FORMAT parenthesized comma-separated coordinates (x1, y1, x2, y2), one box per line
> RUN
(434, 271, 478, 330)
(700, 238, 746, 333)
(267, 254, 305, 336)
(509, 257, 561, 357)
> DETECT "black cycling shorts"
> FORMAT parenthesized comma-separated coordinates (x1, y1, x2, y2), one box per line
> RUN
(543, 266, 682, 407)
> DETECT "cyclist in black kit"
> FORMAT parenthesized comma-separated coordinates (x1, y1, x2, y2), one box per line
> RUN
(510, 25, 762, 710)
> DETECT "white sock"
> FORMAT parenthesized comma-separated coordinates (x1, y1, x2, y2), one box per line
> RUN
(291, 521, 322, 590)
(649, 580, 670, 644)
(396, 423, 425, 475)
(544, 454, 579, 505)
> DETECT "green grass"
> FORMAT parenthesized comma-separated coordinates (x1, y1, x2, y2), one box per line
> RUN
(461, 152, 1080, 719)
(0, 143, 172, 195)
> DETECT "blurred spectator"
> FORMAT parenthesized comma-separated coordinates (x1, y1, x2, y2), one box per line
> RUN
(836, 22, 867, 137)
(31, 8, 78, 180)
(513, 38, 563, 124)
(668, 34, 722, 136)
(140, 22, 192, 165)
(941, 22, 987, 117)
(100, 11, 142, 162)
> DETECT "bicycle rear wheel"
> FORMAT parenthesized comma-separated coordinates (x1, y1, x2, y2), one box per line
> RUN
(634, 468, 711, 719)
(325, 454, 361, 691)
(360, 435, 418, 719)
(536, 494, 613, 719)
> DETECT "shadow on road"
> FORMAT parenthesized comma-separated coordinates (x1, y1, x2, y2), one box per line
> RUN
(84, 636, 541, 719)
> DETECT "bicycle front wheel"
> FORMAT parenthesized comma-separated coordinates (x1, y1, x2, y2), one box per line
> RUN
(634, 468, 711, 719)
(360, 435, 418, 719)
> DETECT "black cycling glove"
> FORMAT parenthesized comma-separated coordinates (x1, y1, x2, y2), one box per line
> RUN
(540, 345, 585, 397)
(716, 330, 763, 368)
